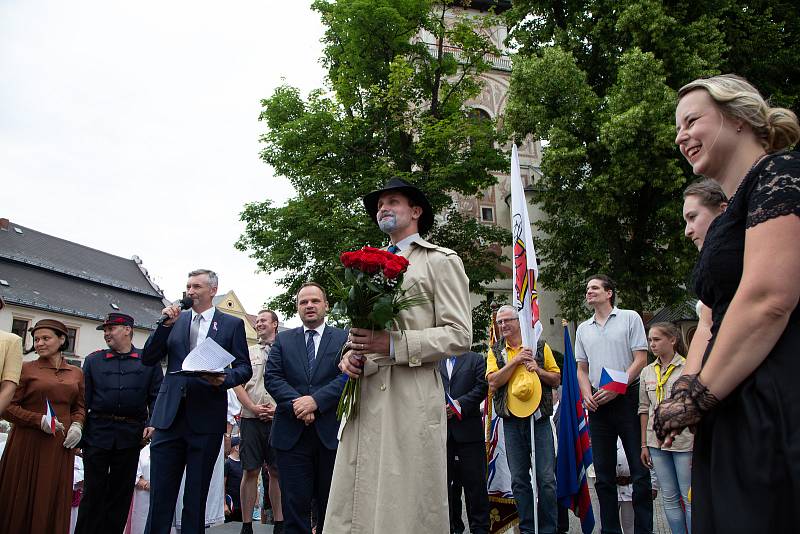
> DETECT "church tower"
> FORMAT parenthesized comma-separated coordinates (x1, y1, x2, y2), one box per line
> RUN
(419, 1, 566, 351)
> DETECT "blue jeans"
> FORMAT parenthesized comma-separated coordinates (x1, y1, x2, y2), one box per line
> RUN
(649, 448, 691, 534)
(504, 415, 558, 534)
(588, 387, 653, 534)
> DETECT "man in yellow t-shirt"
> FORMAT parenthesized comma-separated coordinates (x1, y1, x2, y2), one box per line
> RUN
(0, 297, 23, 414)
(486, 305, 560, 534)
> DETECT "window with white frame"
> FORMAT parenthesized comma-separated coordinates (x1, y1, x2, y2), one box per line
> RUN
(64, 327, 78, 355)
(11, 318, 29, 346)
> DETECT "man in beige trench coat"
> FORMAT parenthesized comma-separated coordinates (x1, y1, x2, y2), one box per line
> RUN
(325, 178, 472, 534)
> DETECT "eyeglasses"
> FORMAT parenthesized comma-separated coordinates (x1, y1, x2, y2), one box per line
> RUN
(495, 318, 519, 326)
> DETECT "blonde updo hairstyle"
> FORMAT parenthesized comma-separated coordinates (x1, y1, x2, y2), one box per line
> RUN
(678, 74, 800, 153)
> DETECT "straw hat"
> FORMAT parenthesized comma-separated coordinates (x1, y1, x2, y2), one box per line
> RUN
(506, 365, 542, 418)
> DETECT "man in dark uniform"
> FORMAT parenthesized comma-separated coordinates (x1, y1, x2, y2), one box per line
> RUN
(74, 312, 163, 534)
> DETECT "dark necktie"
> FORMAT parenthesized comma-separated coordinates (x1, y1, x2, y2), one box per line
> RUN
(387, 244, 400, 254)
(306, 330, 317, 372)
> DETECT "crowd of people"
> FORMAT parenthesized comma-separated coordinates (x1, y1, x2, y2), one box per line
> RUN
(0, 73, 797, 534)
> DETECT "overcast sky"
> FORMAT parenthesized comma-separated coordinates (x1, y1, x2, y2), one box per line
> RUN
(1, 1, 327, 323)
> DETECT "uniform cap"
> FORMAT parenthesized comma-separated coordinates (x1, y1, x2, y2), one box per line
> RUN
(96, 312, 135, 330)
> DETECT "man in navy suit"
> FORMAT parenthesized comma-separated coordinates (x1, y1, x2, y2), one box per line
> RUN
(142, 269, 252, 534)
(440, 351, 490, 534)
(265, 282, 347, 534)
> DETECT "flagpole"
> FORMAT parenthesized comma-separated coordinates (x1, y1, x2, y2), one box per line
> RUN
(510, 143, 542, 534)
(486, 302, 499, 465)
(530, 415, 539, 534)
(557, 320, 596, 533)
(484, 304, 496, 531)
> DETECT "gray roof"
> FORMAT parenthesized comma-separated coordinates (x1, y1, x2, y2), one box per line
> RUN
(0, 222, 162, 297)
(647, 300, 699, 326)
(0, 222, 167, 330)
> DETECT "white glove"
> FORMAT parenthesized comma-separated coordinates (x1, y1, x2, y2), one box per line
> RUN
(40, 415, 65, 435)
(63, 422, 82, 448)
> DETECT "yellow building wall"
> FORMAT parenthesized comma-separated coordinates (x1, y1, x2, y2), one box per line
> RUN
(214, 291, 258, 346)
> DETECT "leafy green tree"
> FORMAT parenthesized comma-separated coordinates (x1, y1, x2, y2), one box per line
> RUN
(504, 0, 800, 319)
(237, 0, 511, 338)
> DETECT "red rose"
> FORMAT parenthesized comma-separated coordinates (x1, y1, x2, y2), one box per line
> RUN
(346, 251, 361, 269)
(360, 251, 384, 273)
(383, 258, 407, 279)
(342, 248, 371, 269)
(340, 251, 357, 268)
(392, 254, 409, 270)
(340, 246, 409, 276)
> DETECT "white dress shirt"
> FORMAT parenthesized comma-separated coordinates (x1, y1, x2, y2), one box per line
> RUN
(191, 306, 216, 347)
(303, 322, 327, 358)
(391, 232, 420, 252)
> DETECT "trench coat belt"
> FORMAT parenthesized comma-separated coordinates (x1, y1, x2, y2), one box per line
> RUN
(362, 355, 395, 377)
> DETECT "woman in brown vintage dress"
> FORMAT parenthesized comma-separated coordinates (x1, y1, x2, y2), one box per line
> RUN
(0, 319, 85, 534)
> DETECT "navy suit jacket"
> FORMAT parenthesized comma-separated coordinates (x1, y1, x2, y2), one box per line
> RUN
(142, 309, 252, 434)
(264, 324, 347, 451)
(440, 351, 488, 443)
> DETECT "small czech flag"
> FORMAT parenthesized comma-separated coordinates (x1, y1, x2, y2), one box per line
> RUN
(44, 398, 58, 434)
(599, 368, 628, 395)
(446, 393, 462, 420)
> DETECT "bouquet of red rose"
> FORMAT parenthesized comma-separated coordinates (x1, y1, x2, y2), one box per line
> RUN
(332, 246, 427, 421)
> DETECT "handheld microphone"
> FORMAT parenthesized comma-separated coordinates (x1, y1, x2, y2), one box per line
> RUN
(157, 295, 195, 326)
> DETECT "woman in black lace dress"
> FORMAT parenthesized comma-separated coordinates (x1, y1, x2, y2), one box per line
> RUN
(654, 74, 800, 533)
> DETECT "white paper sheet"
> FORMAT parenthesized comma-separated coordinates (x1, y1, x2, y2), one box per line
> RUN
(182, 338, 234, 372)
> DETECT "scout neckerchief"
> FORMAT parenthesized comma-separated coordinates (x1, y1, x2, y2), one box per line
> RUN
(654, 354, 684, 403)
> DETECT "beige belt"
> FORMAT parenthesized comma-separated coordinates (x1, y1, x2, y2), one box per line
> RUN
(362, 354, 394, 377)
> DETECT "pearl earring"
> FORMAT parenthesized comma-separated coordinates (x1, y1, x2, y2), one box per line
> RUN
(736, 126, 742, 132)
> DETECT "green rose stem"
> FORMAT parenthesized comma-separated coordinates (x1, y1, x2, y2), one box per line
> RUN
(337, 365, 361, 420)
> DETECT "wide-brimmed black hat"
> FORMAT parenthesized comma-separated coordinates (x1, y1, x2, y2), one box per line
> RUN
(362, 177, 434, 235)
(96, 312, 134, 330)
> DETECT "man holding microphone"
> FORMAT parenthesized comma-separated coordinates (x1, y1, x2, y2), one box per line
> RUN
(142, 269, 252, 534)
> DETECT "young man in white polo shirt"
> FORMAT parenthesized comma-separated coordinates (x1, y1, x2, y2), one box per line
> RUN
(575, 274, 652, 534)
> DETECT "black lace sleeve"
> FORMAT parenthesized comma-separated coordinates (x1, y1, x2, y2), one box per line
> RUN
(746, 152, 800, 229)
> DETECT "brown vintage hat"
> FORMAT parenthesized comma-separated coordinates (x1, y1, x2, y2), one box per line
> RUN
(29, 318, 69, 338)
